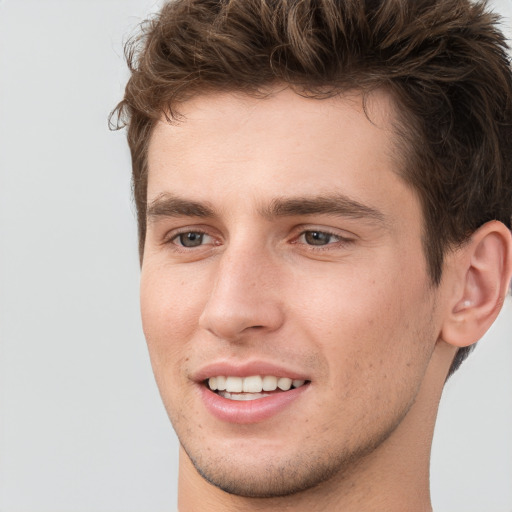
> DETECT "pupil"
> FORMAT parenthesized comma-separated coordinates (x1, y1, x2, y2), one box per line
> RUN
(305, 231, 331, 245)
(180, 232, 203, 247)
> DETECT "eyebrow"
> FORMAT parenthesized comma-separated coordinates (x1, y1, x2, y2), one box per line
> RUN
(146, 192, 386, 226)
(261, 195, 386, 225)
(147, 194, 215, 220)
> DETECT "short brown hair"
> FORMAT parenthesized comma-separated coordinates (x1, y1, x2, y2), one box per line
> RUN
(111, 0, 512, 375)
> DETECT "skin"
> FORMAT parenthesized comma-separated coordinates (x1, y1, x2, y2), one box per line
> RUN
(140, 87, 508, 511)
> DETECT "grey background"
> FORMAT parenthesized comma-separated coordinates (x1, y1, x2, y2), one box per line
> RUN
(0, 1, 510, 511)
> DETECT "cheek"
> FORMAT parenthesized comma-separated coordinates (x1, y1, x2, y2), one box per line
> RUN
(290, 258, 434, 377)
(296, 273, 436, 438)
(349, 287, 434, 396)
(140, 264, 207, 371)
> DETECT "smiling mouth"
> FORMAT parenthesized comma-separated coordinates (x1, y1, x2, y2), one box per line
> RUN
(205, 375, 310, 401)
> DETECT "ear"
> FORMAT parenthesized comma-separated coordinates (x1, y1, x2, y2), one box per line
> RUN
(441, 221, 512, 348)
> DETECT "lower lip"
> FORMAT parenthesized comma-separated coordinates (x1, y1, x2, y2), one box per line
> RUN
(198, 384, 309, 424)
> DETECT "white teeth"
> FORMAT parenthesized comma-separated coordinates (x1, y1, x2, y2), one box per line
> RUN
(242, 375, 263, 392)
(277, 377, 292, 391)
(207, 375, 307, 393)
(262, 375, 278, 391)
(216, 375, 227, 391)
(225, 376, 243, 393)
(219, 391, 271, 401)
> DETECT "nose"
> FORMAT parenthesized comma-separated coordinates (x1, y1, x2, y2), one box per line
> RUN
(198, 243, 285, 342)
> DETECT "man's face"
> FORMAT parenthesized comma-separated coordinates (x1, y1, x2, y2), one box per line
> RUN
(142, 88, 443, 497)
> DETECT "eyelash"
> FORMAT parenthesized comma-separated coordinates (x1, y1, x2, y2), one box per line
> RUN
(293, 229, 353, 250)
(166, 229, 214, 250)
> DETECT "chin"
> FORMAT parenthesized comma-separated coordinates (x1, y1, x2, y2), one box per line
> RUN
(185, 446, 343, 498)
(178, 423, 399, 499)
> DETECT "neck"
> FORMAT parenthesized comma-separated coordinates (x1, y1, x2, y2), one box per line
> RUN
(178, 341, 454, 512)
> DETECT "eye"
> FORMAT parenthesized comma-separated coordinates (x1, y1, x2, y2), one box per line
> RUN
(172, 231, 212, 248)
(300, 230, 341, 246)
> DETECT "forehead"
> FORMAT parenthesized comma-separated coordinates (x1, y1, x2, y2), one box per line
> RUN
(147, 87, 404, 195)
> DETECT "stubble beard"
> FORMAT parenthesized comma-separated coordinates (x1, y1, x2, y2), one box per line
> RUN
(176, 407, 413, 499)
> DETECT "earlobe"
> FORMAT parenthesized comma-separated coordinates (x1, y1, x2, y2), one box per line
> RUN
(441, 221, 512, 348)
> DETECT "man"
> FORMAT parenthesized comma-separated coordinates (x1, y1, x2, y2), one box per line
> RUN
(112, 0, 512, 510)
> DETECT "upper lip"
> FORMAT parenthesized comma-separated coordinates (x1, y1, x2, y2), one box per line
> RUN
(192, 360, 310, 382)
